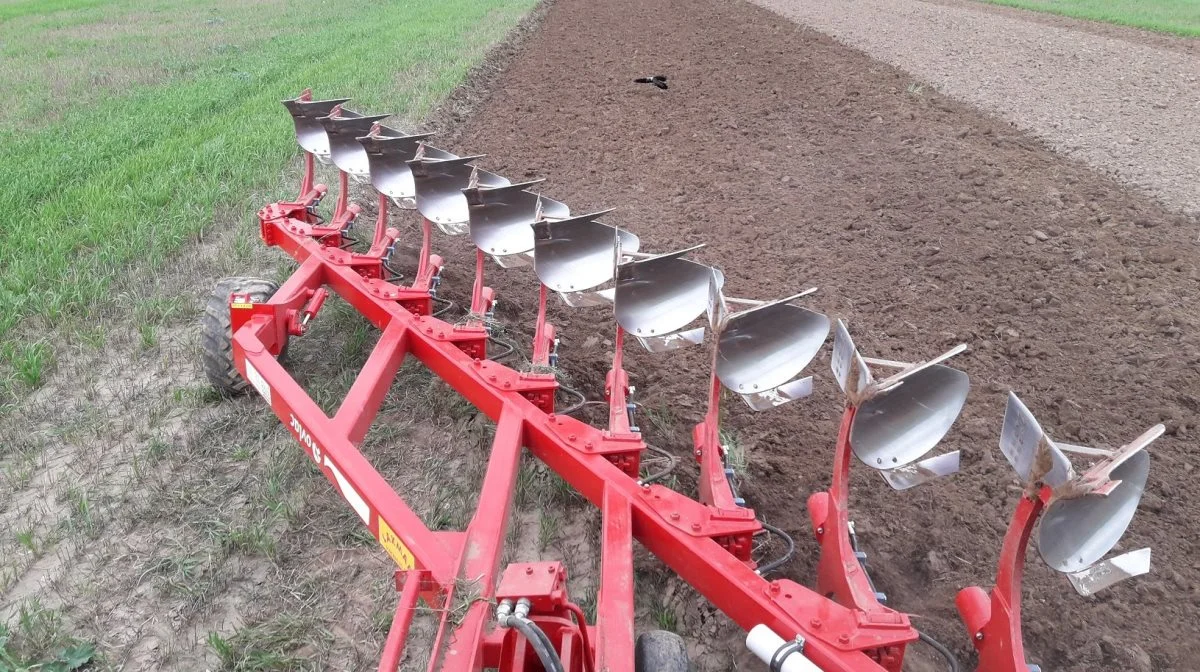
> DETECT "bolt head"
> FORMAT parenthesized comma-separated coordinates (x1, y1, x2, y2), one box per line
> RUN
(669, 513, 680, 521)
(975, 632, 984, 641)
(568, 434, 577, 441)
(810, 618, 822, 628)
(525, 567, 534, 575)
(838, 634, 850, 644)
(690, 523, 701, 532)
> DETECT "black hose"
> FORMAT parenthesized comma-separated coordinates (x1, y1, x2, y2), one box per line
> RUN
(557, 384, 588, 415)
(488, 336, 517, 360)
(432, 297, 455, 317)
(916, 630, 960, 672)
(755, 521, 796, 575)
(509, 616, 566, 672)
(640, 443, 678, 485)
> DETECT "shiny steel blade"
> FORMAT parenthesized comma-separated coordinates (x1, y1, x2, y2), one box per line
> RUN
(1067, 548, 1152, 596)
(880, 451, 961, 490)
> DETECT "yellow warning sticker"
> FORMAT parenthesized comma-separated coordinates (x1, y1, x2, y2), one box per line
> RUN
(377, 517, 415, 570)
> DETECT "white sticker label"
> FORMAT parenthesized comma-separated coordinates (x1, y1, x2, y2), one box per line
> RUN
(246, 361, 271, 403)
(324, 458, 370, 524)
(288, 413, 370, 524)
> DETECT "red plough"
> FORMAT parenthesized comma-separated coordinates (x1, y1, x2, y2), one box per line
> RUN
(200, 90, 1161, 672)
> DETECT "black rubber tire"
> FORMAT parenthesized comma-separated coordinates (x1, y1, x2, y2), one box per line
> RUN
(635, 630, 691, 672)
(201, 277, 280, 397)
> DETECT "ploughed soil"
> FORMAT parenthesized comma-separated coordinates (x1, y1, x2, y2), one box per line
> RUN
(414, 0, 1200, 669)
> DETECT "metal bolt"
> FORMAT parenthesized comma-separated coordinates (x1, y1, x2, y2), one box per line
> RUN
(838, 634, 850, 644)
(585, 441, 594, 449)
(669, 513, 680, 521)
(975, 632, 984, 641)
(809, 618, 822, 629)
(526, 567, 534, 575)
(568, 434, 577, 441)
(489, 375, 497, 382)
(817, 526, 824, 535)
(503, 381, 512, 389)
(690, 523, 701, 532)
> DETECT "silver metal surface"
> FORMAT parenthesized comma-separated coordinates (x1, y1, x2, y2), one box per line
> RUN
(492, 251, 535, 268)
(559, 289, 615, 307)
(999, 392, 1072, 489)
(1066, 548, 1152, 596)
(873, 344, 969, 394)
(319, 109, 389, 182)
(737, 376, 814, 411)
(531, 211, 636, 293)
(408, 156, 509, 231)
(537, 193, 571, 221)
(880, 450, 962, 490)
(615, 249, 720, 337)
(849, 364, 970, 469)
(635, 327, 706, 353)
(465, 181, 569, 258)
(282, 95, 349, 162)
(1038, 449, 1150, 573)
(358, 129, 437, 208)
(715, 300, 830, 395)
(831, 320, 873, 398)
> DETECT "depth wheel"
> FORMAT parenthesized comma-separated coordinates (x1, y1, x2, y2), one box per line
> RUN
(635, 630, 691, 672)
(201, 277, 280, 396)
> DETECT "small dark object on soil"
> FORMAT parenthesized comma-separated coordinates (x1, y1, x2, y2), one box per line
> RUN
(635, 75, 669, 90)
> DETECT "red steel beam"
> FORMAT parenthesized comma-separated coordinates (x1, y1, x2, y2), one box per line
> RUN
(228, 203, 922, 671)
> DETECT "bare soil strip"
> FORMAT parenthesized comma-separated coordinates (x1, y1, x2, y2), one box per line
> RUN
(433, 0, 1199, 668)
(749, 0, 1200, 216)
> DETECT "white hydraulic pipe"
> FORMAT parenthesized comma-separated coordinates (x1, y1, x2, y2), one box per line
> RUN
(746, 625, 823, 672)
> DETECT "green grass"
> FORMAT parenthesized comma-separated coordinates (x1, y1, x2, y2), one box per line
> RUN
(0, 0, 536, 394)
(980, 0, 1200, 36)
(0, 600, 95, 672)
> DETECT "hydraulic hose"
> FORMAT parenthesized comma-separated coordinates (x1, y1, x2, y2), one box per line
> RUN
(755, 521, 797, 575)
(509, 616, 566, 672)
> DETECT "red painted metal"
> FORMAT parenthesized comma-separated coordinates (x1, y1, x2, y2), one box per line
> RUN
(224, 163, 1021, 671)
(805, 405, 917, 670)
(956, 487, 1049, 672)
(379, 570, 428, 672)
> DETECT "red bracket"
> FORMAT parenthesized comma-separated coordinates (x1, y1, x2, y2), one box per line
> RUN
(496, 562, 569, 613)
(542, 414, 644, 478)
(767, 581, 910, 671)
(639, 483, 759, 562)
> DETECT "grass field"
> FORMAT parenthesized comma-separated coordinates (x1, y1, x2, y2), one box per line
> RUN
(0, 0, 538, 668)
(0, 0, 535, 401)
(980, 0, 1200, 36)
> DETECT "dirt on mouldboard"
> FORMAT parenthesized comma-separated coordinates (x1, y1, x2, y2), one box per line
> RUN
(419, 0, 1200, 669)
